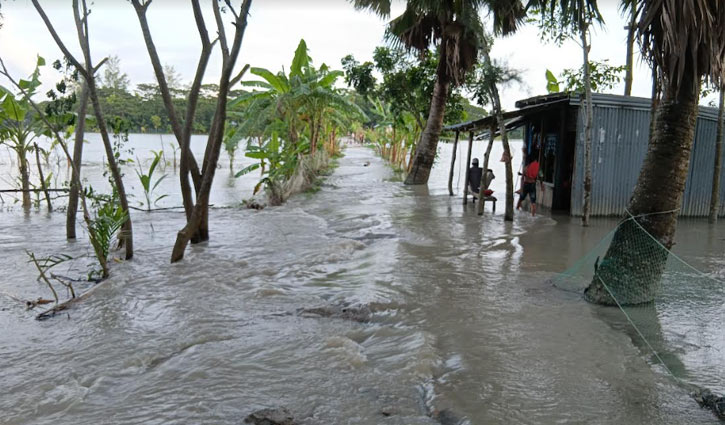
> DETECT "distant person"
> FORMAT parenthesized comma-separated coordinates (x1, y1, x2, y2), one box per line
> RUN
(517, 158, 539, 216)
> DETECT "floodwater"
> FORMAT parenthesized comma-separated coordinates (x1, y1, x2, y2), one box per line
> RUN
(0, 134, 722, 424)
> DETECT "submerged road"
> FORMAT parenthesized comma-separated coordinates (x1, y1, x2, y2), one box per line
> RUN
(0, 146, 720, 424)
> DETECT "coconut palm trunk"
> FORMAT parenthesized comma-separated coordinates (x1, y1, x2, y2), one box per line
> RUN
(404, 51, 450, 185)
(585, 61, 701, 305)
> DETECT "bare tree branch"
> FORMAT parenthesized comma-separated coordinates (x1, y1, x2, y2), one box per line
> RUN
(212, 0, 229, 59)
(92, 57, 109, 75)
(31, 0, 88, 80)
(224, 0, 239, 22)
(230, 63, 250, 87)
(130, 0, 203, 186)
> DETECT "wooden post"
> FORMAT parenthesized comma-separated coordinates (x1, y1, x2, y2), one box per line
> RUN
(448, 130, 459, 196)
(477, 123, 495, 215)
(463, 131, 474, 205)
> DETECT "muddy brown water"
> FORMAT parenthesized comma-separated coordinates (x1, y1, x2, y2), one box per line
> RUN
(0, 137, 722, 424)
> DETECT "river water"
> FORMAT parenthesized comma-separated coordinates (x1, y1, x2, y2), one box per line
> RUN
(0, 135, 722, 424)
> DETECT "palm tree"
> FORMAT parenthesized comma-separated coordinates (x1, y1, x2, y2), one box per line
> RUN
(352, 0, 525, 185)
(585, 1, 725, 305)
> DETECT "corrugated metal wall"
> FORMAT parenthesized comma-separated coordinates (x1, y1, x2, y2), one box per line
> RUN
(570, 95, 724, 217)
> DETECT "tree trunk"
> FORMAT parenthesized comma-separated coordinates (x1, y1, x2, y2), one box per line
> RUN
(481, 46, 513, 219)
(404, 52, 450, 185)
(623, 6, 636, 96)
(709, 88, 724, 223)
(67, 82, 88, 239)
(585, 63, 701, 306)
(19, 151, 30, 209)
(477, 125, 495, 215)
(170, 0, 250, 263)
(580, 22, 594, 227)
(34, 144, 52, 212)
(88, 82, 134, 260)
(132, 0, 208, 244)
(448, 130, 459, 196)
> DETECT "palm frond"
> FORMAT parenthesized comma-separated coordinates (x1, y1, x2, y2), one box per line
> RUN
(639, 0, 725, 92)
(350, 0, 392, 17)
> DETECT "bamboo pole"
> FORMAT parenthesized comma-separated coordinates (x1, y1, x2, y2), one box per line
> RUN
(463, 131, 473, 205)
(448, 130, 459, 196)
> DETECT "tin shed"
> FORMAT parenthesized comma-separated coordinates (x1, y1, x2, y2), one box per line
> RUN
(513, 93, 723, 217)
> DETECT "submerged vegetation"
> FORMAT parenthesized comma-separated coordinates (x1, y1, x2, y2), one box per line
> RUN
(233, 39, 364, 205)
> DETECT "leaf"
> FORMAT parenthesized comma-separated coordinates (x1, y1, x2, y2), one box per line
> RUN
(545, 69, 560, 93)
(140, 175, 150, 192)
(290, 39, 310, 78)
(2, 95, 26, 121)
(253, 180, 264, 195)
(151, 174, 167, 191)
(250, 67, 288, 93)
(245, 151, 268, 160)
(317, 70, 343, 88)
(148, 154, 160, 177)
(154, 194, 169, 206)
(229, 90, 272, 108)
(37, 56, 46, 67)
(234, 163, 260, 177)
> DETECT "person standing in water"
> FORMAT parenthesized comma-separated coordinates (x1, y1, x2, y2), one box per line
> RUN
(517, 157, 539, 216)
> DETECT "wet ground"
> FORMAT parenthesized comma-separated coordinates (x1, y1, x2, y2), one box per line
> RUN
(0, 140, 722, 424)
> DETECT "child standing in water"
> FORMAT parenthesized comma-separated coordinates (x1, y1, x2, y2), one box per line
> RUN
(517, 157, 539, 216)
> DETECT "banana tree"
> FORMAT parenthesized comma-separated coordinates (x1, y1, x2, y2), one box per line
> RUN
(235, 131, 308, 205)
(233, 39, 365, 203)
(0, 58, 45, 209)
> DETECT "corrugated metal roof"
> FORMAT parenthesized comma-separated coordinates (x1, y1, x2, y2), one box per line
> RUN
(443, 97, 569, 132)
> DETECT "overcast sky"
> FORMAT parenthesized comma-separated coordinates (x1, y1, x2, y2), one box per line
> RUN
(1, 0, 718, 111)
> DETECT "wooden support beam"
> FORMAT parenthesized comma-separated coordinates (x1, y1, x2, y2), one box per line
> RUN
(463, 131, 474, 205)
(448, 130, 459, 196)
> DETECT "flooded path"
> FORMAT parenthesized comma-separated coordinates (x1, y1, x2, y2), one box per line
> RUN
(1, 146, 721, 424)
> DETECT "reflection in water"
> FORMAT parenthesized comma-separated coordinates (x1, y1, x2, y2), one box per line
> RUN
(0, 143, 721, 424)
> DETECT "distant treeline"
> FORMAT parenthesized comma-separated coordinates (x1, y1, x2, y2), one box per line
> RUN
(79, 85, 243, 135)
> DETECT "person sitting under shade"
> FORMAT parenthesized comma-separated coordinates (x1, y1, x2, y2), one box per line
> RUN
(468, 158, 495, 199)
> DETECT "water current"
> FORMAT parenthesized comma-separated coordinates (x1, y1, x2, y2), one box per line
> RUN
(1, 134, 722, 424)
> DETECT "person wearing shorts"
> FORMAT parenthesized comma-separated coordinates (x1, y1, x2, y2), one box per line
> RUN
(517, 159, 539, 216)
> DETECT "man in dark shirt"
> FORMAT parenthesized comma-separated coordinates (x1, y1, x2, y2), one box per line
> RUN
(468, 158, 483, 195)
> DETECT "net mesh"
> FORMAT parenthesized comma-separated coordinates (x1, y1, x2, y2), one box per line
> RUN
(551, 215, 725, 404)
